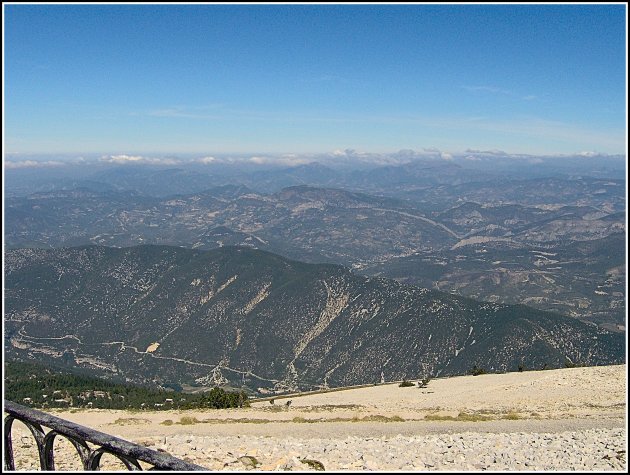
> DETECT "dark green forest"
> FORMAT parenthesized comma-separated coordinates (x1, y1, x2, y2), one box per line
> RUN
(5, 360, 249, 410)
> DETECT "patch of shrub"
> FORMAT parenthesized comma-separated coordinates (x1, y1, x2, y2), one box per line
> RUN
(502, 412, 521, 420)
(292, 416, 315, 423)
(424, 413, 456, 421)
(179, 416, 199, 425)
(456, 412, 492, 422)
(363, 414, 405, 422)
(470, 365, 486, 376)
(111, 418, 149, 426)
(425, 412, 492, 422)
(301, 459, 325, 471)
(238, 455, 260, 467)
(399, 380, 415, 387)
(564, 360, 580, 368)
(346, 414, 405, 422)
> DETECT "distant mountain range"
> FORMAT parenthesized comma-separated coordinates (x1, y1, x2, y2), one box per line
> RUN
(362, 232, 626, 330)
(5, 152, 626, 199)
(5, 245, 624, 394)
(5, 183, 625, 328)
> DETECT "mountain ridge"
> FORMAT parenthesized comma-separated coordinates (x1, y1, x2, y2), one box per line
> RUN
(5, 245, 624, 394)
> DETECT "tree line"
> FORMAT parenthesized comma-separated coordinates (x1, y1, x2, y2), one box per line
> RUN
(5, 360, 248, 410)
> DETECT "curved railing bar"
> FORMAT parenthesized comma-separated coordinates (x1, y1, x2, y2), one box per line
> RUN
(43, 429, 92, 470)
(4, 400, 205, 471)
(87, 446, 143, 471)
(4, 414, 47, 470)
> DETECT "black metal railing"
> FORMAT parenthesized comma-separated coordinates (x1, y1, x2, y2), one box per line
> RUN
(3, 400, 206, 471)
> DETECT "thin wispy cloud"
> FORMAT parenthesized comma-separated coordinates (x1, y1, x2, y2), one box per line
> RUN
(148, 108, 222, 120)
(144, 105, 274, 122)
(332, 113, 624, 152)
(577, 151, 600, 157)
(132, 103, 623, 153)
(248, 155, 311, 166)
(99, 154, 181, 165)
(462, 85, 512, 95)
(195, 156, 216, 164)
(463, 117, 624, 150)
(4, 160, 66, 169)
(462, 85, 538, 101)
(464, 149, 508, 155)
(137, 103, 228, 120)
(305, 74, 345, 83)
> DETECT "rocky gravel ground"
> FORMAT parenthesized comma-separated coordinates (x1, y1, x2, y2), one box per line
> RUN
(142, 429, 628, 471)
(9, 427, 626, 471)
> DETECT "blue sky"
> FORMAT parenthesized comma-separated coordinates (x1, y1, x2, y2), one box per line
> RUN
(4, 4, 627, 155)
